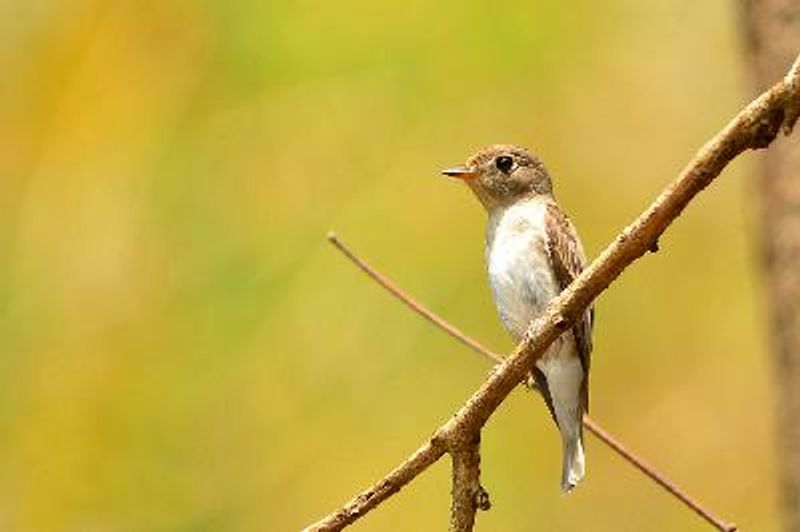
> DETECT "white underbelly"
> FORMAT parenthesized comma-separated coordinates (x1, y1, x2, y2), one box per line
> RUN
(485, 199, 585, 450)
(486, 221, 559, 342)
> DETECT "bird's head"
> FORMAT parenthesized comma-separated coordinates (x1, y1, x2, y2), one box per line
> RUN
(443, 144, 552, 211)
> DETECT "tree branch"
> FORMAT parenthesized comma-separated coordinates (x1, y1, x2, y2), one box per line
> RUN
(304, 52, 800, 532)
(326, 233, 737, 532)
(450, 433, 489, 532)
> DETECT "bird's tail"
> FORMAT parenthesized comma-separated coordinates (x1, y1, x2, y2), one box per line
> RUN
(536, 354, 588, 492)
(561, 432, 585, 493)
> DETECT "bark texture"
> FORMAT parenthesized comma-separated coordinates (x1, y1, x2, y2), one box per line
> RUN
(450, 434, 489, 532)
(741, 3, 800, 531)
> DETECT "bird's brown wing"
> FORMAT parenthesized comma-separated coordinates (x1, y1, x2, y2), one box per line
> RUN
(545, 202, 594, 411)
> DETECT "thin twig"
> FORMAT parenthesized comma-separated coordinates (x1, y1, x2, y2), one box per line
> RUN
(583, 419, 737, 532)
(305, 52, 800, 532)
(327, 232, 737, 531)
(326, 232, 499, 366)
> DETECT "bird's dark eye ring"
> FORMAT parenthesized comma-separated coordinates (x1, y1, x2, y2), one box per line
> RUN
(495, 155, 514, 173)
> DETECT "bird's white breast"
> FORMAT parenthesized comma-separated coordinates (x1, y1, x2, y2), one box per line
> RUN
(485, 198, 559, 341)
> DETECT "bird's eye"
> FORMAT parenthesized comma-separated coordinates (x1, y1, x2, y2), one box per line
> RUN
(495, 155, 514, 173)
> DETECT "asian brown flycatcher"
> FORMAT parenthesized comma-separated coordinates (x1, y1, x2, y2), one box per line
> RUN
(443, 144, 594, 492)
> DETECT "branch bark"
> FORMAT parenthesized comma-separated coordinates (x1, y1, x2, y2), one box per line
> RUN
(304, 53, 800, 532)
(450, 433, 489, 532)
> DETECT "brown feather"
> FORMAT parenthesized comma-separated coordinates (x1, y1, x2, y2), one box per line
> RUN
(544, 202, 594, 412)
(530, 367, 559, 427)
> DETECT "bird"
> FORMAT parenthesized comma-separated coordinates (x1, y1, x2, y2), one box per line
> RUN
(443, 144, 594, 492)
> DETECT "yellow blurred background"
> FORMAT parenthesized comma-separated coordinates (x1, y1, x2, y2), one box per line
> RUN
(0, 1, 777, 530)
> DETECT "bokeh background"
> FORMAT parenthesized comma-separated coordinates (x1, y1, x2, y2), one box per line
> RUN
(0, 1, 778, 530)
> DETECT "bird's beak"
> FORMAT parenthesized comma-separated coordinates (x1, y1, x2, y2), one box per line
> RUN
(442, 165, 478, 180)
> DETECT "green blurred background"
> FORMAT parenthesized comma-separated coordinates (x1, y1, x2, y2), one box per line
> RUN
(0, 1, 777, 530)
